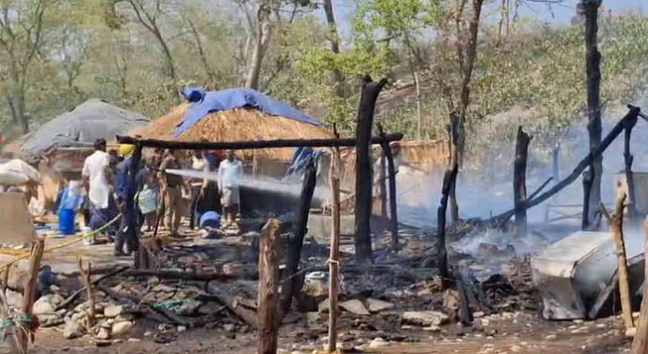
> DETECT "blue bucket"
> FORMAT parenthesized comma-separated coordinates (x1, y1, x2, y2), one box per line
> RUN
(58, 209, 76, 235)
(200, 211, 221, 229)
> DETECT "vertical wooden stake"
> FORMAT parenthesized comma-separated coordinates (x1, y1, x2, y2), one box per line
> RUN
(601, 194, 634, 329)
(18, 236, 45, 353)
(630, 216, 648, 354)
(280, 159, 317, 315)
(376, 151, 388, 217)
(378, 125, 399, 252)
(513, 126, 531, 238)
(437, 163, 459, 290)
(582, 169, 594, 230)
(257, 219, 283, 354)
(328, 128, 342, 353)
(78, 258, 95, 331)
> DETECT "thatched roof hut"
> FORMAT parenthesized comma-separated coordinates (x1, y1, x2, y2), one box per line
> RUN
(128, 100, 333, 162)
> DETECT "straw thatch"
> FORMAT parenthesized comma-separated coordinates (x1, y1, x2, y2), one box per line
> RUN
(128, 104, 333, 161)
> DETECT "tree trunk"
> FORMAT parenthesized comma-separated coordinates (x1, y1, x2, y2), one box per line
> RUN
(245, 4, 272, 90)
(449, 113, 460, 223)
(354, 77, 388, 264)
(257, 219, 283, 354)
(513, 127, 531, 238)
(583, 0, 603, 226)
(438, 163, 459, 290)
(456, 0, 485, 165)
(280, 160, 317, 315)
(322, 0, 345, 98)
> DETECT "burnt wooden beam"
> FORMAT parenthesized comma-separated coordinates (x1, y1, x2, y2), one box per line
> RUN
(280, 159, 317, 315)
(116, 133, 403, 151)
(354, 76, 388, 264)
(489, 106, 641, 225)
(378, 125, 399, 252)
(624, 112, 639, 223)
(258, 220, 283, 354)
(513, 127, 531, 238)
(582, 168, 594, 230)
(437, 163, 459, 290)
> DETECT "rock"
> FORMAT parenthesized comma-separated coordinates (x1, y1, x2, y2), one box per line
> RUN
(198, 302, 224, 316)
(33, 296, 56, 315)
(545, 334, 557, 341)
(222, 263, 245, 276)
(177, 301, 202, 317)
(104, 305, 124, 318)
(367, 298, 394, 313)
(306, 312, 320, 324)
(368, 337, 389, 348)
(402, 311, 449, 327)
(443, 289, 460, 312)
(144, 331, 153, 337)
(38, 314, 63, 328)
(339, 300, 370, 316)
(63, 320, 85, 339)
(6, 290, 22, 308)
(95, 327, 111, 340)
(177, 325, 187, 333)
(112, 321, 134, 336)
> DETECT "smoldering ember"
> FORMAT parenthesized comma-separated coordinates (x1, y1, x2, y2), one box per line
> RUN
(3, 2, 648, 354)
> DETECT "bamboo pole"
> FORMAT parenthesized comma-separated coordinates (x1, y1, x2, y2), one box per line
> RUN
(78, 258, 95, 331)
(257, 219, 283, 354)
(18, 236, 45, 353)
(601, 194, 634, 329)
(328, 127, 342, 353)
(630, 216, 648, 354)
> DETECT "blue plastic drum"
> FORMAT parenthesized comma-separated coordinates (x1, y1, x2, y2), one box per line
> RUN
(58, 209, 76, 235)
(199, 211, 221, 229)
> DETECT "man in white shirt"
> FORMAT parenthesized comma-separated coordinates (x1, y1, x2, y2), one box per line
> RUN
(82, 139, 117, 240)
(218, 150, 243, 227)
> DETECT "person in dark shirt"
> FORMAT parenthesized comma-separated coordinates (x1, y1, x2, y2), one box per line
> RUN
(114, 144, 139, 256)
(159, 149, 189, 237)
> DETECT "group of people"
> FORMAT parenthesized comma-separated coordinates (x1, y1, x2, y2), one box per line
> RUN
(80, 138, 243, 257)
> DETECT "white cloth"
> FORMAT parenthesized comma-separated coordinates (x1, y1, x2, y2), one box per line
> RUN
(82, 150, 111, 209)
(218, 159, 243, 189)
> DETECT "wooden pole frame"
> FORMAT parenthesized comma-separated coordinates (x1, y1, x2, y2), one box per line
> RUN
(513, 126, 531, 238)
(327, 127, 342, 353)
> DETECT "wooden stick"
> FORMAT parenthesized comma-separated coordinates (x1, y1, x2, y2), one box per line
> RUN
(354, 76, 388, 264)
(280, 159, 317, 315)
(18, 236, 45, 353)
(116, 133, 404, 150)
(630, 216, 648, 354)
(122, 269, 255, 281)
(489, 106, 641, 224)
(257, 219, 283, 354)
(328, 127, 342, 353)
(513, 126, 531, 238)
(437, 163, 459, 290)
(77, 258, 95, 331)
(55, 266, 129, 311)
(582, 169, 594, 230)
(528, 177, 553, 201)
(601, 195, 634, 329)
(378, 125, 399, 252)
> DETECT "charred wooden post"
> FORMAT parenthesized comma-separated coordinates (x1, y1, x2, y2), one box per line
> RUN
(449, 113, 460, 223)
(18, 236, 45, 353)
(488, 106, 641, 224)
(631, 216, 648, 354)
(280, 159, 317, 315)
(354, 76, 388, 264)
(77, 259, 95, 331)
(601, 195, 634, 330)
(583, 0, 604, 227)
(438, 163, 459, 290)
(624, 113, 639, 224)
(582, 169, 594, 230)
(378, 125, 399, 252)
(513, 127, 531, 238)
(376, 152, 388, 217)
(257, 219, 284, 354)
(117, 133, 404, 150)
(328, 128, 342, 353)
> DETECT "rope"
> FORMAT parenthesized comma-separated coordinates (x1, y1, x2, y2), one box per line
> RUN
(0, 213, 122, 271)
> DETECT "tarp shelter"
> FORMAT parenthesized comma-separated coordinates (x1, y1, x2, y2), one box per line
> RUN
(21, 99, 149, 158)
